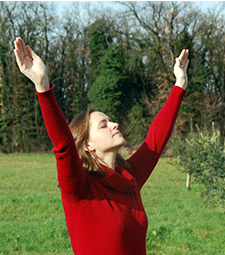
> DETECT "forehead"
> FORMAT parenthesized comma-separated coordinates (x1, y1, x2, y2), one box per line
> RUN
(89, 111, 109, 126)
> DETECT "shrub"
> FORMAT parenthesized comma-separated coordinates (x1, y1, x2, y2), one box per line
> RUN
(171, 123, 225, 207)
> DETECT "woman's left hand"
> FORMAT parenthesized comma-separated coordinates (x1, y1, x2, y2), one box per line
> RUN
(174, 49, 189, 90)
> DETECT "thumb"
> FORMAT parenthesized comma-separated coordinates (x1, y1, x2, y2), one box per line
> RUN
(174, 58, 180, 70)
(26, 45, 38, 60)
(175, 57, 180, 66)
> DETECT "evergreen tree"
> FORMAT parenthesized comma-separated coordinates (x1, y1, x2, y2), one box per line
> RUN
(88, 47, 131, 124)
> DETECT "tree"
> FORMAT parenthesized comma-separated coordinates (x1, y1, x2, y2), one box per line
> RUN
(85, 18, 113, 83)
(199, 9, 225, 146)
(116, 2, 202, 141)
(172, 123, 225, 207)
(88, 46, 131, 124)
(1, 1, 225, 153)
(0, 2, 20, 152)
(0, 1, 57, 152)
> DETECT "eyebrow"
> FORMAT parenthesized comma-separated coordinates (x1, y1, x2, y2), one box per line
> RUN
(97, 118, 111, 128)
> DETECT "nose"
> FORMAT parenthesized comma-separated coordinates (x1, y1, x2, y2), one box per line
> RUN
(112, 122, 118, 130)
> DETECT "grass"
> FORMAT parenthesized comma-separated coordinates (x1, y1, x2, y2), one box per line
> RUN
(0, 154, 224, 255)
(143, 158, 225, 255)
(0, 154, 73, 255)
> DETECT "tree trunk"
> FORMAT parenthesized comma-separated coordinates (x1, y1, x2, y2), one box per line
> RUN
(186, 172, 191, 191)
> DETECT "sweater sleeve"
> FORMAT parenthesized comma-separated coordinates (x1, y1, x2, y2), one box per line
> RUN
(127, 86, 186, 189)
(36, 84, 87, 203)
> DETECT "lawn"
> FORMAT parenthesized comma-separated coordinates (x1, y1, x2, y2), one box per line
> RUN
(0, 154, 224, 255)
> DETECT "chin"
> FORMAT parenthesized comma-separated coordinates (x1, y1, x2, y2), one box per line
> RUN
(118, 138, 126, 149)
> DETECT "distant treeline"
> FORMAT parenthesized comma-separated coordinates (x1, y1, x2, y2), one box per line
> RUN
(0, 1, 224, 153)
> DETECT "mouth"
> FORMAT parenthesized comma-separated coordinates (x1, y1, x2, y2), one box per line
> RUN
(113, 131, 122, 137)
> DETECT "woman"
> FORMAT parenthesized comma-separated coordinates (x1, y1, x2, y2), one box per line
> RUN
(14, 37, 189, 255)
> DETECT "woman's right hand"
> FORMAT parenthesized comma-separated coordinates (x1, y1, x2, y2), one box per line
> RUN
(14, 37, 50, 92)
(173, 49, 189, 90)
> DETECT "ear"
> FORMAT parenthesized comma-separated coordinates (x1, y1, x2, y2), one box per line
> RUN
(85, 141, 95, 152)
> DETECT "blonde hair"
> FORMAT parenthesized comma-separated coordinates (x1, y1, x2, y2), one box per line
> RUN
(69, 109, 129, 176)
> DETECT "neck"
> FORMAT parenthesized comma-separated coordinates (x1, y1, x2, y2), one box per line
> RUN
(97, 151, 117, 170)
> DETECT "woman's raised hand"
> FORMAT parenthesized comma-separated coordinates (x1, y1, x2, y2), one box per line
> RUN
(174, 49, 189, 90)
(14, 37, 50, 92)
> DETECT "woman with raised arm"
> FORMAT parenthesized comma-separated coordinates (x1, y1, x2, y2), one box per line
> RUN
(14, 37, 189, 255)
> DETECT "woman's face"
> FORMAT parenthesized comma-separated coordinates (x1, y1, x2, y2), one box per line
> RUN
(87, 111, 126, 155)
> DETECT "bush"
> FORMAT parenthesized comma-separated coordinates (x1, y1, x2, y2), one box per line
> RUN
(171, 123, 225, 207)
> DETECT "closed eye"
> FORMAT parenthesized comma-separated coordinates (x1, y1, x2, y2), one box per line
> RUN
(99, 119, 107, 129)
(98, 117, 112, 129)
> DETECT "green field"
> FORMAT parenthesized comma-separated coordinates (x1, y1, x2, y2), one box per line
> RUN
(0, 154, 224, 255)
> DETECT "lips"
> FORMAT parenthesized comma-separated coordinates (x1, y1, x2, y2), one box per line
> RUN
(113, 131, 121, 137)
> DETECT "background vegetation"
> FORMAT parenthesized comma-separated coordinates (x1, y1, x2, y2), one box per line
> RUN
(170, 123, 225, 207)
(1, 154, 225, 255)
(0, 1, 225, 153)
(1, 2, 224, 254)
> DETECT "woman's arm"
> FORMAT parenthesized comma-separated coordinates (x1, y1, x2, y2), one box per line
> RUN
(146, 49, 189, 154)
(36, 85, 86, 200)
(128, 49, 189, 188)
(14, 38, 86, 202)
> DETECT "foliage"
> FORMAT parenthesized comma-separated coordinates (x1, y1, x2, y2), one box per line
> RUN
(0, 1, 225, 152)
(124, 101, 149, 145)
(85, 18, 113, 82)
(88, 47, 131, 124)
(0, 1, 54, 153)
(171, 123, 225, 206)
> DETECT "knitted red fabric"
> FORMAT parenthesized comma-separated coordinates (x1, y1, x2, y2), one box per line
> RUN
(37, 85, 186, 255)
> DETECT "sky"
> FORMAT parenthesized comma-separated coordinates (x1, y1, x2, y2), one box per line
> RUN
(55, 1, 224, 14)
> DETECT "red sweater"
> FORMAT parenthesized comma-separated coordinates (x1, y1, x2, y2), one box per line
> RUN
(37, 85, 185, 255)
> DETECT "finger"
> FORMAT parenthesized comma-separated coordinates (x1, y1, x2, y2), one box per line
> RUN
(174, 57, 187, 73)
(174, 57, 179, 67)
(184, 59, 189, 72)
(14, 39, 25, 60)
(178, 49, 185, 60)
(178, 49, 189, 62)
(14, 40, 24, 69)
(14, 39, 21, 53)
(174, 58, 181, 70)
(182, 50, 189, 63)
(182, 49, 189, 63)
(14, 49, 24, 71)
(178, 50, 189, 70)
(176, 57, 182, 66)
(15, 37, 29, 59)
(19, 38, 29, 59)
(26, 45, 38, 60)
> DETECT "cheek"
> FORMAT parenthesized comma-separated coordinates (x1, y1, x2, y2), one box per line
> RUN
(95, 131, 110, 143)
(91, 131, 111, 147)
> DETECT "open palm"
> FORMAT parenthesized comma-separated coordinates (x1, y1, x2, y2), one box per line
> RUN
(174, 49, 189, 89)
(14, 37, 49, 91)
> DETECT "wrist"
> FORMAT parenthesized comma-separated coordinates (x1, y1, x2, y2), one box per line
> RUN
(35, 76, 50, 92)
(175, 78, 187, 90)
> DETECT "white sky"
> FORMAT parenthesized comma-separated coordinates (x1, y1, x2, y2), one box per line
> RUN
(54, 1, 224, 13)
